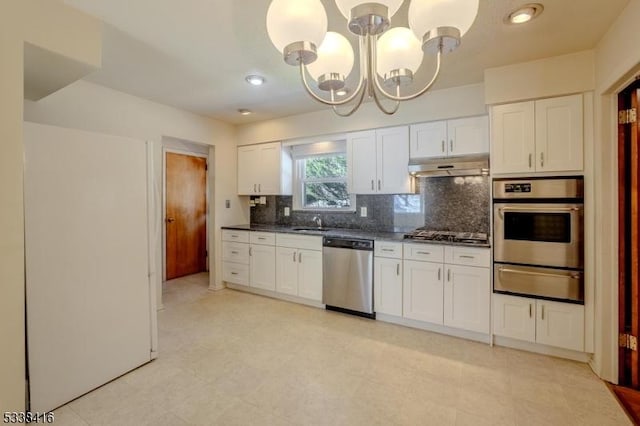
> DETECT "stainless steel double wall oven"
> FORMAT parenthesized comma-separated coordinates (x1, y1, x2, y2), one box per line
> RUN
(493, 177, 584, 303)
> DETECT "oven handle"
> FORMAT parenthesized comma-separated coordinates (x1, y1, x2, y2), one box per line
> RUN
(498, 267, 581, 280)
(497, 206, 581, 219)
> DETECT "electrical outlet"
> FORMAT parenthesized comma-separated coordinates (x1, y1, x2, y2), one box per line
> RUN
(260, 196, 267, 205)
(284, 207, 290, 217)
(360, 206, 367, 217)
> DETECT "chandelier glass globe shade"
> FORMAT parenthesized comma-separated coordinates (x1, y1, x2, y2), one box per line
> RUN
(409, 0, 479, 40)
(266, 0, 327, 53)
(335, 0, 404, 20)
(377, 27, 423, 77)
(306, 32, 355, 81)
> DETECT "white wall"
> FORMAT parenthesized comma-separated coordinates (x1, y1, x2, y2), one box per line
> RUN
(0, 0, 101, 411)
(236, 83, 487, 145)
(24, 80, 248, 301)
(484, 50, 596, 105)
(591, 0, 640, 383)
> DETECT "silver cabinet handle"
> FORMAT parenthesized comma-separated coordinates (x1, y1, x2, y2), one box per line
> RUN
(371, 180, 374, 191)
(498, 267, 581, 280)
(292, 251, 296, 262)
(253, 184, 257, 193)
(381, 248, 394, 252)
(529, 304, 532, 318)
(396, 263, 400, 276)
(231, 272, 238, 276)
(459, 255, 475, 259)
(249, 247, 252, 256)
(450, 140, 453, 152)
(438, 268, 441, 281)
(417, 251, 431, 255)
(258, 237, 266, 240)
(528, 153, 532, 169)
(447, 269, 451, 282)
(258, 183, 261, 192)
(231, 251, 239, 254)
(230, 234, 238, 238)
(540, 152, 545, 168)
(541, 305, 545, 320)
(441, 140, 445, 153)
(378, 180, 381, 191)
(298, 252, 302, 263)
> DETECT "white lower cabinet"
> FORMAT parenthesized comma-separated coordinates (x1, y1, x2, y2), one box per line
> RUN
(444, 264, 490, 333)
(222, 230, 250, 286)
(493, 293, 584, 352)
(403, 260, 444, 324)
(275, 235, 323, 302)
(249, 244, 276, 291)
(374, 256, 403, 316)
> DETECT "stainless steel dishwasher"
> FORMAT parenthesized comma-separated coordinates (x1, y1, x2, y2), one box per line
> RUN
(322, 237, 374, 318)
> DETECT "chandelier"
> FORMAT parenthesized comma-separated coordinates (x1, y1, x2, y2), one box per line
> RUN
(266, 0, 479, 116)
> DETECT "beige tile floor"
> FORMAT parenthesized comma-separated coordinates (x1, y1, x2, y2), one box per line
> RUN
(54, 272, 631, 425)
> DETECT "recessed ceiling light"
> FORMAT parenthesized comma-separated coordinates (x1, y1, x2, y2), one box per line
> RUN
(245, 75, 266, 86)
(238, 109, 252, 115)
(504, 3, 544, 25)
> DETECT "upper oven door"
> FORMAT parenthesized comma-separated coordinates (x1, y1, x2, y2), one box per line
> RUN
(494, 203, 583, 268)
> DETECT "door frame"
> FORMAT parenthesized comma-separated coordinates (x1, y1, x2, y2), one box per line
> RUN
(162, 147, 210, 282)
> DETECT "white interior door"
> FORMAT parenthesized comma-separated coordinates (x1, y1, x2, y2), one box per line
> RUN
(24, 122, 153, 412)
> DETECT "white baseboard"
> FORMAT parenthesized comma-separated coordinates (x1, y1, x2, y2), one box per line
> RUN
(493, 335, 591, 362)
(376, 313, 491, 344)
(225, 283, 325, 309)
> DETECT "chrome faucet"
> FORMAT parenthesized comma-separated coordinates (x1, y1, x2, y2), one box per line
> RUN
(312, 215, 322, 228)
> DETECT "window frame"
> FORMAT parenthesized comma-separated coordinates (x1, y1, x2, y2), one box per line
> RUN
(292, 151, 355, 212)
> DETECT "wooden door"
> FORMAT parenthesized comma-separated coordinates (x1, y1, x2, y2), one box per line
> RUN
(165, 152, 207, 280)
(619, 81, 640, 387)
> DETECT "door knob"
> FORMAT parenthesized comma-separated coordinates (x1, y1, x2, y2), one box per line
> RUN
(166, 217, 175, 223)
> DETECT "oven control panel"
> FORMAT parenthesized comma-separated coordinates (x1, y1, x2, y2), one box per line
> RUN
(504, 183, 531, 193)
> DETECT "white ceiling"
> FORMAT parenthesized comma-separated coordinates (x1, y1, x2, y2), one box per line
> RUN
(63, 0, 629, 125)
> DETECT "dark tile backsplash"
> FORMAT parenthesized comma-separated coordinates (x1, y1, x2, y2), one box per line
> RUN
(250, 176, 490, 235)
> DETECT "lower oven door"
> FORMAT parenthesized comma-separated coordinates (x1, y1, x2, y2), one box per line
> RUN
(494, 203, 583, 268)
(494, 264, 584, 303)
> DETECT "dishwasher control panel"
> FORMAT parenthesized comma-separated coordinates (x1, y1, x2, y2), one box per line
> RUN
(323, 237, 374, 250)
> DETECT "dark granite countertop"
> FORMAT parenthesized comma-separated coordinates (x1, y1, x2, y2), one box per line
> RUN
(222, 224, 491, 247)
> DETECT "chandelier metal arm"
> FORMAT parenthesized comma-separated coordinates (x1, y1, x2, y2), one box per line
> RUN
(366, 34, 400, 115)
(370, 33, 444, 102)
(330, 80, 368, 117)
(297, 36, 368, 107)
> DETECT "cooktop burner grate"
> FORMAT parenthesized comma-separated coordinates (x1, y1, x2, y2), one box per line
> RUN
(404, 230, 489, 245)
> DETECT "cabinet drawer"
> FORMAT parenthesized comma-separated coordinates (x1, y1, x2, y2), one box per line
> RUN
(222, 242, 249, 264)
(223, 262, 249, 285)
(276, 233, 322, 251)
(445, 246, 490, 267)
(403, 243, 444, 263)
(374, 241, 403, 259)
(250, 232, 276, 245)
(222, 230, 249, 243)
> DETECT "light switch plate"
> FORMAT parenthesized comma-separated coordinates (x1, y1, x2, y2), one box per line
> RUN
(360, 206, 367, 217)
(284, 207, 290, 216)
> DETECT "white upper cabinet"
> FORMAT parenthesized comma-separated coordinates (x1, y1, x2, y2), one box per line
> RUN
(535, 94, 584, 172)
(348, 126, 411, 194)
(410, 116, 488, 160)
(237, 142, 292, 195)
(491, 94, 583, 174)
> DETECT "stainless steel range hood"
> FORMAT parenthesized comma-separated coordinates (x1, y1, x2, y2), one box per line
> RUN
(408, 154, 489, 177)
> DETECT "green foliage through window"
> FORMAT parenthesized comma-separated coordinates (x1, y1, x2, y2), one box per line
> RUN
(300, 154, 351, 209)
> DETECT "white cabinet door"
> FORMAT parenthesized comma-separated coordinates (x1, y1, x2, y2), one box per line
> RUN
(443, 265, 490, 333)
(348, 130, 377, 194)
(535, 94, 583, 173)
(275, 247, 298, 296)
(403, 260, 443, 324)
(376, 126, 411, 194)
(410, 121, 447, 159)
(238, 145, 259, 195)
(447, 116, 489, 157)
(536, 300, 584, 352)
(374, 257, 403, 316)
(491, 101, 535, 174)
(297, 249, 323, 301)
(492, 294, 536, 342)
(250, 244, 276, 291)
(258, 142, 281, 194)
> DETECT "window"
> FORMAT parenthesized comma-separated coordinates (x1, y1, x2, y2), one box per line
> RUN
(292, 141, 354, 211)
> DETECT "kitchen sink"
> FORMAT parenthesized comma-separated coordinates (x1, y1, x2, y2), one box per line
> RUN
(291, 227, 331, 232)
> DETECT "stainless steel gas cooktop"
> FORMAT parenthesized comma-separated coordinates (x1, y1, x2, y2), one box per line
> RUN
(403, 229, 489, 245)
